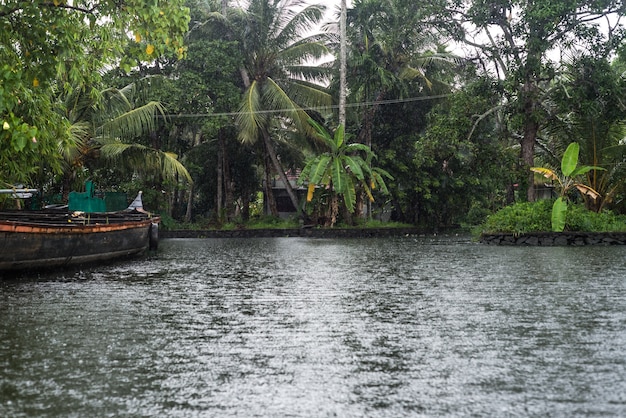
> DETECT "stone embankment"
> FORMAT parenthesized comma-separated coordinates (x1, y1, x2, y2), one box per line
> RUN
(480, 232, 626, 246)
(162, 227, 421, 239)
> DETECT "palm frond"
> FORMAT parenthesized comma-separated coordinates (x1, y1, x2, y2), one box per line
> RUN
(188, 11, 234, 40)
(399, 66, 433, 89)
(97, 101, 165, 141)
(58, 120, 91, 163)
(98, 88, 132, 117)
(237, 80, 266, 144)
(412, 54, 459, 68)
(162, 151, 194, 184)
(279, 41, 330, 66)
(286, 66, 332, 85)
(298, 32, 334, 46)
(63, 85, 97, 123)
(263, 77, 301, 122)
(98, 141, 133, 160)
(275, 3, 326, 47)
(119, 76, 166, 106)
(99, 142, 192, 184)
(285, 80, 332, 111)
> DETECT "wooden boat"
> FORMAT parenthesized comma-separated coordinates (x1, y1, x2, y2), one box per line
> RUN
(0, 186, 159, 272)
(0, 210, 159, 271)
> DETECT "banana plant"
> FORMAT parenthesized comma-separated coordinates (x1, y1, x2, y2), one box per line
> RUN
(299, 119, 392, 227)
(531, 142, 604, 232)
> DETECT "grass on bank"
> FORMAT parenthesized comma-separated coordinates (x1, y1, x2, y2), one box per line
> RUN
(158, 214, 296, 230)
(159, 214, 414, 231)
(478, 199, 626, 235)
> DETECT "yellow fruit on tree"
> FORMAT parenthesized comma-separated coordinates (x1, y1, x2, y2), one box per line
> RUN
(307, 183, 315, 202)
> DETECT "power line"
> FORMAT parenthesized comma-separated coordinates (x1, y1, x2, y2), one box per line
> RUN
(159, 93, 452, 119)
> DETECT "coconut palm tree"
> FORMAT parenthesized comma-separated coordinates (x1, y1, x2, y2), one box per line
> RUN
(235, 0, 333, 216)
(324, 0, 456, 218)
(184, 0, 246, 223)
(57, 80, 191, 202)
(342, 0, 458, 147)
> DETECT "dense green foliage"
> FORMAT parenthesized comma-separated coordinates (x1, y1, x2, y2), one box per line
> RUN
(480, 200, 552, 234)
(480, 200, 626, 235)
(3, 0, 626, 231)
(0, 1, 190, 190)
(433, 0, 626, 201)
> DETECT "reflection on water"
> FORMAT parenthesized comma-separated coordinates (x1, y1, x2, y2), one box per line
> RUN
(1, 236, 626, 416)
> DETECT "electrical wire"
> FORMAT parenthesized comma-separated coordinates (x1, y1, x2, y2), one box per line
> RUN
(159, 93, 453, 118)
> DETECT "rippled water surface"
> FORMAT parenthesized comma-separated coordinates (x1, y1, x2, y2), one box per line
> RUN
(1, 236, 626, 417)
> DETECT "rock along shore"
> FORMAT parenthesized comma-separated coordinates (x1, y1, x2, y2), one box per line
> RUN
(480, 232, 626, 246)
(162, 227, 422, 239)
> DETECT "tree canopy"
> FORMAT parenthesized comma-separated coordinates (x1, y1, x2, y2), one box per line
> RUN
(3, 0, 626, 229)
(0, 0, 190, 187)
(432, 0, 626, 200)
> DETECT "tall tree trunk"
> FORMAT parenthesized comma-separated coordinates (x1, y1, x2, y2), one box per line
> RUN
(216, 133, 224, 221)
(339, 0, 347, 128)
(177, 187, 185, 218)
(357, 90, 384, 145)
(219, 0, 236, 218)
(342, 198, 353, 226)
(185, 183, 193, 222)
(522, 118, 538, 202)
(61, 170, 73, 204)
(354, 189, 364, 219)
(167, 190, 174, 217)
(521, 79, 539, 202)
(262, 144, 278, 216)
(220, 128, 235, 221)
(329, 192, 339, 227)
(355, 92, 384, 219)
(261, 128, 300, 215)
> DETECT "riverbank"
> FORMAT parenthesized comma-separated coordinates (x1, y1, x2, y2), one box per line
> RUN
(480, 231, 626, 245)
(162, 226, 422, 239)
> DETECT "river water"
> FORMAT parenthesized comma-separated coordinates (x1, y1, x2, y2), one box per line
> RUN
(1, 236, 625, 417)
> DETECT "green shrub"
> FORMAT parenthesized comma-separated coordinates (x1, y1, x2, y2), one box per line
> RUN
(480, 200, 552, 234)
(566, 205, 626, 232)
(479, 200, 626, 234)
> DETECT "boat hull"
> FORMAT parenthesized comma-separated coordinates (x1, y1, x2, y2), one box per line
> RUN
(0, 213, 159, 271)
